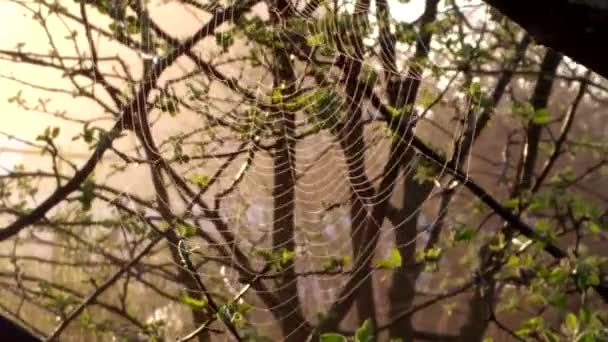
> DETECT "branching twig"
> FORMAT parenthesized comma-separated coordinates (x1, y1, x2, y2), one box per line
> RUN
(45, 234, 164, 341)
(178, 239, 243, 341)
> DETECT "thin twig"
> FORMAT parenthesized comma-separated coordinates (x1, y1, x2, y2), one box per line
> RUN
(177, 275, 256, 342)
(532, 70, 591, 193)
(178, 240, 243, 341)
(45, 234, 164, 341)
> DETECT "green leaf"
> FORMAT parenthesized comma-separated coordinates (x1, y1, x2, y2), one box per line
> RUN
(158, 97, 179, 116)
(542, 331, 560, 342)
(564, 313, 578, 335)
(523, 316, 543, 330)
(454, 225, 476, 241)
(387, 105, 401, 118)
(323, 256, 349, 272)
(125, 16, 141, 34)
(83, 127, 94, 143)
(272, 87, 283, 103)
(257, 248, 296, 271)
(180, 295, 207, 310)
(177, 224, 197, 238)
(215, 32, 235, 52)
(51, 126, 60, 138)
(7, 90, 23, 104)
(527, 196, 548, 213)
(190, 173, 210, 186)
(504, 198, 520, 209)
(108, 21, 120, 33)
(320, 333, 348, 342)
(512, 102, 534, 121)
(80, 179, 96, 211)
(549, 293, 567, 310)
(489, 232, 506, 252)
(469, 81, 482, 97)
(342, 255, 351, 266)
(425, 247, 443, 261)
(231, 311, 246, 328)
(533, 108, 551, 125)
(419, 88, 435, 107)
(305, 87, 343, 132)
(279, 249, 295, 266)
(507, 255, 520, 267)
(579, 307, 591, 325)
(358, 65, 379, 86)
(355, 319, 374, 342)
(586, 271, 601, 286)
(375, 247, 402, 269)
(306, 33, 324, 47)
(79, 310, 91, 326)
(586, 221, 601, 234)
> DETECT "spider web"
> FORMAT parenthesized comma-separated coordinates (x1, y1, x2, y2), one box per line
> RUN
(104, 0, 487, 338)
